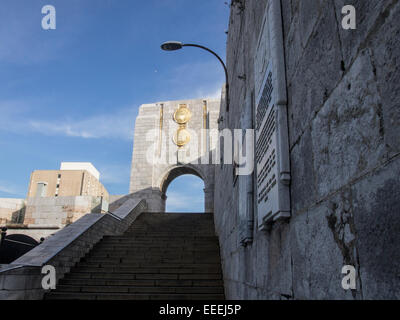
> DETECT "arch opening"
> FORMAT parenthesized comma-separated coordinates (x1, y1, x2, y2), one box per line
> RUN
(165, 174, 205, 213)
(157, 165, 213, 213)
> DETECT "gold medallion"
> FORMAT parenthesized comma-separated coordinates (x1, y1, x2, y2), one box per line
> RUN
(173, 104, 192, 124)
(172, 104, 192, 148)
(173, 127, 191, 147)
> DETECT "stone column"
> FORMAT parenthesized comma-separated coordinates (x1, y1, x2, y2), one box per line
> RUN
(204, 185, 214, 213)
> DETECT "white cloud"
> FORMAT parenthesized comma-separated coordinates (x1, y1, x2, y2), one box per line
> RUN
(0, 181, 23, 197)
(0, 185, 15, 194)
(28, 107, 137, 140)
(0, 100, 138, 140)
(166, 191, 204, 212)
(194, 85, 223, 100)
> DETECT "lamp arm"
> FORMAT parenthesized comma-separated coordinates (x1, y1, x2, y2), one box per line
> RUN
(182, 44, 228, 87)
(183, 44, 229, 112)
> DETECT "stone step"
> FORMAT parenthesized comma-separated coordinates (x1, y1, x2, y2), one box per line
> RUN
(126, 224, 214, 231)
(45, 292, 224, 300)
(97, 242, 219, 247)
(92, 243, 218, 250)
(128, 221, 214, 225)
(126, 227, 215, 232)
(88, 247, 218, 253)
(122, 232, 216, 237)
(48, 212, 224, 300)
(128, 224, 214, 229)
(129, 219, 214, 223)
(83, 256, 220, 263)
(53, 285, 224, 294)
(79, 260, 221, 268)
(99, 242, 219, 247)
(102, 236, 219, 242)
(86, 251, 220, 258)
(81, 257, 221, 264)
(97, 240, 218, 246)
(91, 245, 220, 252)
(74, 259, 221, 270)
(69, 266, 222, 274)
(65, 272, 222, 281)
(97, 243, 219, 249)
(59, 278, 224, 287)
(136, 213, 214, 219)
(79, 259, 220, 265)
(85, 250, 220, 257)
(128, 226, 214, 230)
(125, 230, 214, 235)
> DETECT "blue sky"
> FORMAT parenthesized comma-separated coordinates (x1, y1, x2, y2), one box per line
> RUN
(0, 0, 229, 212)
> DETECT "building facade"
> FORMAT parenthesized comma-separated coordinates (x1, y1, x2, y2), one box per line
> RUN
(0, 162, 110, 241)
(27, 162, 108, 199)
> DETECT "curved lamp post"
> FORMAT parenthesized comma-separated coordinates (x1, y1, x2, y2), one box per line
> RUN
(161, 41, 229, 112)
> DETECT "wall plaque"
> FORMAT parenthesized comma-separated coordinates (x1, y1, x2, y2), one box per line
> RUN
(254, 0, 291, 230)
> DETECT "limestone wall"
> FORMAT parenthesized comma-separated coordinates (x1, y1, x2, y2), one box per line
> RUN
(0, 199, 26, 225)
(214, 0, 400, 299)
(23, 196, 104, 227)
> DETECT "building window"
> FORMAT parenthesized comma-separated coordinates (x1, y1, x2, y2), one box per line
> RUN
(36, 182, 47, 197)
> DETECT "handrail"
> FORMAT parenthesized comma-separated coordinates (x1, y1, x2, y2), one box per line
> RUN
(3, 239, 37, 247)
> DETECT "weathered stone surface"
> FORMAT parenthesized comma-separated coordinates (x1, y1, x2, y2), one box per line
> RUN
(311, 49, 386, 199)
(214, 0, 400, 300)
(0, 198, 25, 225)
(369, 0, 400, 157)
(352, 159, 400, 299)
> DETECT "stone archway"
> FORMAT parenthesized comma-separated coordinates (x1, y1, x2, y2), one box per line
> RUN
(128, 98, 220, 213)
(158, 165, 214, 213)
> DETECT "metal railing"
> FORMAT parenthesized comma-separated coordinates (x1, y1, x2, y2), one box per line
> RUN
(0, 227, 44, 246)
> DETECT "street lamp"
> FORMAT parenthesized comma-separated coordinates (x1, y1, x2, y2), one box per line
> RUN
(161, 41, 229, 112)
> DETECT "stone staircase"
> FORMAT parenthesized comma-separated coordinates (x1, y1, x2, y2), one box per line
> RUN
(45, 213, 225, 300)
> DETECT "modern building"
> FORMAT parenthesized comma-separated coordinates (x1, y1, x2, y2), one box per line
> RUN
(0, 162, 110, 241)
(27, 162, 108, 199)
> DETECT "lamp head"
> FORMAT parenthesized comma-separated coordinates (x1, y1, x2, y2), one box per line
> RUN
(161, 41, 183, 51)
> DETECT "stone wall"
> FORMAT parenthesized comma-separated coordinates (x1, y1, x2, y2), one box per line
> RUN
(1, 196, 109, 242)
(0, 199, 26, 225)
(214, 0, 400, 299)
(23, 196, 105, 227)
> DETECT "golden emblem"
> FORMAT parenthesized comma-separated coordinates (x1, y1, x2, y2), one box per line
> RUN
(172, 104, 191, 148)
(173, 104, 192, 124)
(173, 128, 191, 147)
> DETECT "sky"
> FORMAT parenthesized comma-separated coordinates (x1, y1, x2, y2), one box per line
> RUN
(0, 0, 229, 212)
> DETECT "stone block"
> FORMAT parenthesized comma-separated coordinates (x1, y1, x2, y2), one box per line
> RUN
(311, 49, 385, 199)
(352, 158, 400, 299)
